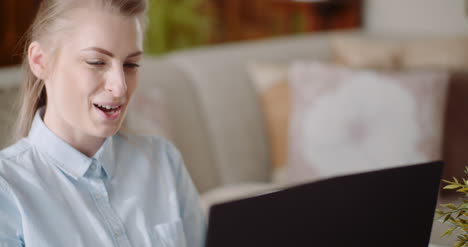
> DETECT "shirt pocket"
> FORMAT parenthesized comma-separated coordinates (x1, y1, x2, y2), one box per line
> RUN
(152, 218, 187, 247)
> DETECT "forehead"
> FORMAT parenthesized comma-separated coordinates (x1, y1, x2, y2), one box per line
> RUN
(64, 8, 143, 55)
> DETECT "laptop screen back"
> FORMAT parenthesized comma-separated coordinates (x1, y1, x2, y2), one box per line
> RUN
(205, 161, 443, 247)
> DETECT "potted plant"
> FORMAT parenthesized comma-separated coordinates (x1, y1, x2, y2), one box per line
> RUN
(436, 167, 468, 247)
(145, 0, 214, 55)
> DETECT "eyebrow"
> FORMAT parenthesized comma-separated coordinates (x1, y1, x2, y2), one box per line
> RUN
(81, 47, 142, 58)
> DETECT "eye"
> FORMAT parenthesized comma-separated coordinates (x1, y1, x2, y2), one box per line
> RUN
(124, 63, 140, 69)
(86, 61, 105, 66)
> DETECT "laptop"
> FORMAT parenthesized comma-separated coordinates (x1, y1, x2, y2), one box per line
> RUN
(205, 161, 443, 247)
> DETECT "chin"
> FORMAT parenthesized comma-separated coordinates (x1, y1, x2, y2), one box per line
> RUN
(93, 123, 122, 138)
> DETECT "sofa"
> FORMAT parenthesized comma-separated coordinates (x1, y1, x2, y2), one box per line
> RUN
(1, 29, 467, 246)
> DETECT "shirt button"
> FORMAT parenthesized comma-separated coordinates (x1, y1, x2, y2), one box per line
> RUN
(95, 193, 105, 199)
(90, 163, 97, 171)
(114, 228, 122, 236)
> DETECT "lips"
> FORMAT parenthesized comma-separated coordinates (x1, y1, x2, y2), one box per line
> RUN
(94, 104, 121, 113)
(93, 103, 123, 120)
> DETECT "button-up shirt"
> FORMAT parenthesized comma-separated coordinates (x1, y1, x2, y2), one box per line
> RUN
(0, 108, 206, 246)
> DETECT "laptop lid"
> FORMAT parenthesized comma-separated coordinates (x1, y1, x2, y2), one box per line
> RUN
(205, 161, 443, 247)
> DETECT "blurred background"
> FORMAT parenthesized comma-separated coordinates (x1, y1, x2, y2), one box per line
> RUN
(1, 2, 468, 245)
(2, 0, 467, 66)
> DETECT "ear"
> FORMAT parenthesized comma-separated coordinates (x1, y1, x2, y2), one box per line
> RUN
(28, 41, 47, 80)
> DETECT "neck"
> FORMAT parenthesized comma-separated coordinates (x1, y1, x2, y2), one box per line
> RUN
(43, 109, 105, 158)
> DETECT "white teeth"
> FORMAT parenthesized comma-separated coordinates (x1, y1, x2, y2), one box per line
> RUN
(97, 104, 119, 110)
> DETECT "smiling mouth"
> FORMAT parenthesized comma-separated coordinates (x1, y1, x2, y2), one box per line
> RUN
(93, 104, 122, 114)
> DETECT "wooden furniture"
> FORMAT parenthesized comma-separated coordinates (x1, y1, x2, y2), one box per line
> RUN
(0, 0, 363, 66)
(210, 0, 363, 43)
(0, 0, 38, 67)
(269, 0, 362, 33)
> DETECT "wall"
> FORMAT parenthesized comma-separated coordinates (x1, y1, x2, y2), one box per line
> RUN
(365, 0, 468, 36)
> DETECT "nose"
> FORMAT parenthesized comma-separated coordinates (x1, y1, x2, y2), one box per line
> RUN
(105, 65, 127, 97)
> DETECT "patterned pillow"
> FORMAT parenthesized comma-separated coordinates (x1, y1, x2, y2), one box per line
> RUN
(247, 62, 290, 181)
(283, 62, 450, 184)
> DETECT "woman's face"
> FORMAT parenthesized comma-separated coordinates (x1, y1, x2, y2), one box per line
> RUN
(43, 8, 143, 142)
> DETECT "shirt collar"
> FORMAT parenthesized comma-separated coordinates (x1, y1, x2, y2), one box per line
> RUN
(28, 107, 116, 180)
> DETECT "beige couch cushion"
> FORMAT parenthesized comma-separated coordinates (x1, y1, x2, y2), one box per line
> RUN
(166, 31, 355, 191)
(138, 57, 221, 193)
(331, 35, 468, 71)
(331, 35, 402, 69)
(125, 83, 172, 139)
(0, 86, 20, 149)
(400, 37, 468, 71)
(0, 66, 22, 149)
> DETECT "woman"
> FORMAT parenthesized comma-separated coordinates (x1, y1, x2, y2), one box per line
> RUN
(0, 0, 206, 246)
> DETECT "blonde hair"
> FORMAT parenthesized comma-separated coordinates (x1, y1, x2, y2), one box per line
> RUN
(12, 0, 148, 142)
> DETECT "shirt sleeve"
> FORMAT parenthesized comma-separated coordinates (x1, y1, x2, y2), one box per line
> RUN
(165, 141, 207, 247)
(0, 177, 24, 246)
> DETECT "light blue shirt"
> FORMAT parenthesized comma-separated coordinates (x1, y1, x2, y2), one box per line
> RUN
(0, 108, 206, 247)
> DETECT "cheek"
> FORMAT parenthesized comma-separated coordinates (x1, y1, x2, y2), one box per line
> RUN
(54, 68, 103, 108)
(74, 66, 104, 92)
(49, 71, 79, 103)
(126, 72, 139, 98)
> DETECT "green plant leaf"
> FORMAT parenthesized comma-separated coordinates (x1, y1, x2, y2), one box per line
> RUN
(436, 209, 445, 215)
(443, 179, 456, 185)
(441, 227, 456, 237)
(457, 188, 468, 193)
(444, 214, 453, 223)
(445, 184, 462, 190)
(441, 203, 458, 210)
(437, 166, 468, 244)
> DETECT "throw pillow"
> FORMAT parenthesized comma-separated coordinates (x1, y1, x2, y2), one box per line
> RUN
(247, 62, 289, 181)
(284, 61, 450, 184)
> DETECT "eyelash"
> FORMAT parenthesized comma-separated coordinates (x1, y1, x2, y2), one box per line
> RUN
(86, 61, 140, 69)
(86, 61, 105, 66)
(124, 63, 140, 69)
